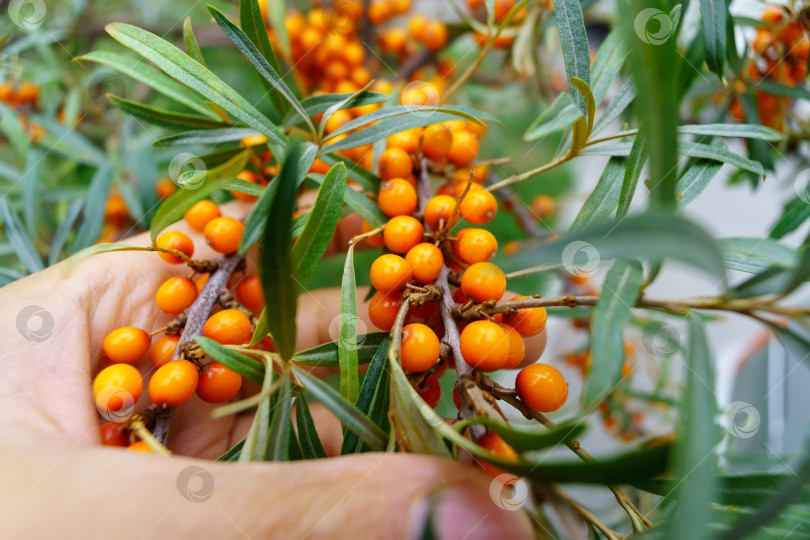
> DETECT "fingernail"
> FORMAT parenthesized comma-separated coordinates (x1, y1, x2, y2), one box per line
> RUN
(412, 481, 533, 540)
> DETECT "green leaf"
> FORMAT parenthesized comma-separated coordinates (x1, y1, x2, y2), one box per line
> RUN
(239, 0, 286, 115)
(719, 237, 798, 274)
(570, 157, 624, 230)
(679, 123, 782, 141)
(341, 337, 391, 455)
(105, 23, 287, 151)
(217, 439, 245, 461)
(108, 95, 227, 131)
(73, 164, 113, 252)
(49, 199, 83, 265)
(504, 213, 725, 282)
(239, 364, 275, 461)
(291, 163, 347, 286)
(21, 149, 41, 236)
(293, 366, 387, 451)
(0, 198, 42, 273)
(295, 394, 328, 459)
(617, 131, 648, 218)
(226, 178, 265, 197)
(318, 82, 373, 140)
(76, 51, 214, 118)
(195, 336, 265, 385)
(681, 141, 765, 175)
(292, 332, 389, 366)
(336, 245, 360, 402)
(265, 376, 292, 461)
(182, 17, 206, 66)
(265, 0, 291, 62)
(583, 260, 644, 407)
(553, 0, 591, 115)
(591, 79, 637, 136)
(259, 142, 302, 360)
(770, 198, 810, 239)
(453, 417, 586, 452)
(700, 0, 727, 77)
(150, 151, 248, 242)
(524, 90, 582, 142)
(320, 153, 380, 191)
(570, 78, 595, 136)
(590, 29, 628, 104)
(666, 314, 718, 540)
(761, 319, 810, 368)
(676, 158, 723, 209)
(153, 127, 259, 148)
(753, 79, 810, 101)
(285, 92, 388, 129)
(309, 171, 386, 228)
(208, 5, 313, 135)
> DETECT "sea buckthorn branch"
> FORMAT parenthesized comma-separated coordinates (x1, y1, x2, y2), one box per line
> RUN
(536, 484, 622, 540)
(490, 181, 548, 239)
(98, 245, 220, 273)
(479, 374, 652, 531)
(149, 253, 246, 444)
(485, 153, 572, 192)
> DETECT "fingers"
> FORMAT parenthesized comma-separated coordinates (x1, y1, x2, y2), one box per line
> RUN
(4, 442, 533, 540)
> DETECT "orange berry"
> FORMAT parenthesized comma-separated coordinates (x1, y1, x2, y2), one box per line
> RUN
(0, 81, 14, 103)
(342, 41, 366, 66)
(231, 170, 260, 202)
(530, 194, 556, 219)
(18, 81, 40, 103)
(361, 220, 385, 247)
(401, 323, 441, 372)
(325, 109, 353, 134)
(383, 215, 424, 253)
(104, 194, 129, 226)
(461, 262, 506, 302)
(99, 421, 129, 447)
(378, 148, 414, 180)
(499, 324, 525, 369)
(467, 0, 485, 10)
(194, 273, 210, 294)
(150, 334, 180, 368)
(405, 243, 444, 283)
(235, 274, 265, 311)
(387, 127, 423, 154)
(476, 431, 518, 477)
(204, 216, 244, 254)
(351, 65, 373, 87)
(408, 14, 428, 40)
(378, 178, 418, 217)
(379, 27, 408, 55)
(103, 327, 151, 364)
(424, 195, 459, 230)
(368, 0, 393, 24)
(416, 374, 441, 408)
(148, 359, 199, 407)
(456, 228, 497, 263)
(203, 309, 252, 345)
(515, 363, 567, 412)
(127, 441, 154, 453)
(155, 276, 198, 314)
(184, 200, 221, 232)
(422, 21, 448, 51)
(421, 123, 453, 160)
(155, 178, 177, 200)
(196, 361, 242, 403)
(494, 0, 516, 21)
(460, 320, 510, 371)
(503, 296, 547, 337)
(447, 130, 479, 167)
(93, 364, 143, 413)
(368, 292, 402, 331)
(466, 120, 486, 137)
(156, 231, 194, 264)
(370, 254, 412, 293)
(459, 188, 497, 225)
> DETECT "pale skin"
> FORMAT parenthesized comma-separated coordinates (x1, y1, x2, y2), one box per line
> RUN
(0, 205, 545, 539)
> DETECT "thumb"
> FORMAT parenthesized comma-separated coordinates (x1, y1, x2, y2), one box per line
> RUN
(6, 442, 534, 540)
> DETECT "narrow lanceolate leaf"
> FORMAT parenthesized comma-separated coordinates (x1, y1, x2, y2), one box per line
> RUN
(678, 123, 782, 141)
(676, 159, 722, 209)
(336, 245, 360, 402)
(341, 338, 391, 455)
(583, 260, 644, 407)
(308, 171, 386, 228)
(320, 153, 381, 191)
(226, 179, 265, 197)
(217, 439, 245, 461)
(150, 151, 248, 242)
(570, 78, 595, 135)
(761, 319, 810, 368)
(523, 91, 583, 141)
(153, 127, 260, 148)
(318, 82, 373, 140)
(21, 148, 41, 236)
(719, 237, 798, 274)
(259, 142, 302, 360)
(239, 0, 286, 114)
(699, 0, 727, 77)
(49, 199, 83, 265)
(265, 376, 293, 461)
(105, 23, 287, 151)
(195, 336, 265, 385)
(239, 365, 275, 462)
(284, 92, 388, 130)
(570, 158, 624, 230)
(208, 6, 314, 135)
(73, 164, 113, 252)
(291, 163, 347, 286)
(295, 395, 328, 459)
(770, 198, 810, 239)
(592, 79, 637, 136)
(293, 367, 387, 450)
(292, 332, 389, 366)
(590, 28, 627, 104)
(453, 417, 586, 452)
(75, 51, 214, 118)
(0, 199, 42, 273)
(553, 0, 591, 115)
(681, 141, 765, 175)
(108, 95, 227, 131)
(666, 315, 718, 540)
(182, 17, 206, 66)
(617, 131, 648, 218)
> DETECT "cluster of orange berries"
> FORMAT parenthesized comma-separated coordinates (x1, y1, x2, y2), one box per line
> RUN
(99, 179, 178, 243)
(0, 80, 39, 107)
(93, 200, 269, 450)
(730, 6, 808, 130)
